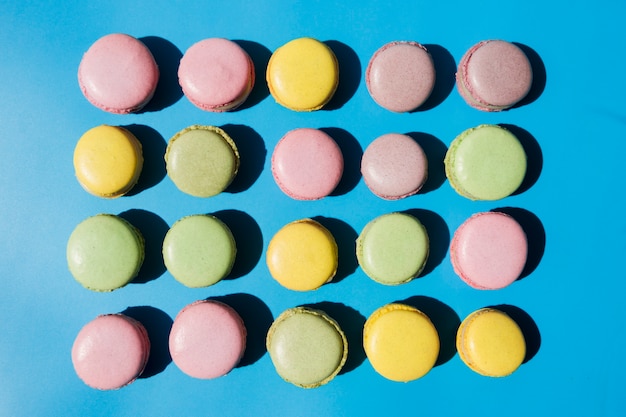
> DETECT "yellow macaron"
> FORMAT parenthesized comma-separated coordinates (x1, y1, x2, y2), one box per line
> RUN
(363, 303, 440, 382)
(73, 125, 143, 198)
(456, 308, 526, 377)
(266, 37, 339, 111)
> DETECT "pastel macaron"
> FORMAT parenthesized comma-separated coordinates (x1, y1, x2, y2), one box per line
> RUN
(266, 219, 338, 291)
(162, 215, 236, 288)
(72, 314, 150, 390)
(450, 211, 528, 290)
(456, 308, 526, 376)
(67, 214, 144, 292)
(266, 306, 348, 388)
(356, 212, 429, 285)
(366, 41, 435, 112)
(178, 38, 255, 112)
(78, 33, 159, 114)
(266, 37, 339, 111)
(73, 125, 143, 198)
(445, 124, 527, 201)
(363, 303, 440, 382)
(361, 133, 428, 200)
(272, 128, 344, 200)
(165, 125, 239, 197)
(169, 300, 246, 379)
(456, 40, 533, 112)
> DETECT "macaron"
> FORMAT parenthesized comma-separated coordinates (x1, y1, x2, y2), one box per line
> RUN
(165, 125, 239, 197)
(444, 124, 527, 201)
(266, 37, 339, 111)
(169, 300, 246, 379)
(67, 214, 144, 292)
(271, 128, 344, 200)
(266, 219, 338, 291)
(162, 214, 236, 288)
(456, 40, 533, 112)
(72, 314, 150, 390)
(456, 308, 526, 377)
(73, 125, 143, 198)
(78, 33, 159, 114)
(365, 41, 435, 112)
(356, 212, 429, 285)
(361, 133, 428, 200)
(178, 38, 255, 112)
(363, 303, 439, 382)
(266, 306, 348, 388)
(450, 211, 528, 290)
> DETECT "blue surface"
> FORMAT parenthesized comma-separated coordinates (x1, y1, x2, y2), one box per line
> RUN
(2, 1, 625, 416)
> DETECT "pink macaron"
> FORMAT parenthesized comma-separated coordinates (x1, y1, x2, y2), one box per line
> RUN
(169, 300, 246, 379)
(178, 38, 255, 112)
(450, 211, 528, 289)
(366, 41, 435, 112)
(71, 314, 150, 390)
(361, 133, 428, 200)
(456, 40, 533, 112)
(78, 34, 159, 114)
(271, 128, 344, 200)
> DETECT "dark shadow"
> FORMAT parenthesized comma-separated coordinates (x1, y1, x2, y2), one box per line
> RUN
(213, 209, 263, 279)
(490, 304, 541, 363)
(302, 301, 367, 374)
(320, 127, 362, 196)
(499, 124, 542, 195)
(138, 36, 184, 112)
(512, 43, 546, 108)
(403, 209, 450, 277)
(119, 209, 168, 284)
(222, 124, 267, 193)
(406, 132, 448, 194)
(324, 40, 361, 110)
(233, 40, 272, 110)
(123, 124, 167, 195)
(397, 296, 461, 366)
(311, 216, 358, 284)
(122, 306, 173, 378)
(492, 207, 546, 279)
(210, 293, 274, 367)
(414, 44, 456, 111)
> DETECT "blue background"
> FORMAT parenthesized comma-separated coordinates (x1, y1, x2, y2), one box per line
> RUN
(2, 0, 625, 416)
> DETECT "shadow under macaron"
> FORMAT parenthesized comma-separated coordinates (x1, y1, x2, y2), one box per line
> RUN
(231, 40, 272, 110)
(405, 132, 448, 194)
(412, 44, 456, 112)
(137, 36, 184, 112)
(512, 42, 547, 109)
(311, 216, 358, 284)
(402, 208, 450, 278)
(320, 127, 363, 197)
(498, 124, 543, 196)
(122, 124, 167, 196)
(323, 40, 361, 111)
(221, 124, 267, 194)
(488, 304, 541, 364)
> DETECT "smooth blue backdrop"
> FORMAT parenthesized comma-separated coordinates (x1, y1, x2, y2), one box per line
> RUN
(2, 1, 625, 416)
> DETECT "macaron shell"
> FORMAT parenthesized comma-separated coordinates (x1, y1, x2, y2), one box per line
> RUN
(450, 212, 528, 290)
(72, 314, 150, 390)
(78, 33, 159, 114)
(456, 308, 526, 377)
(271, 128, 344, 200)
(169, 300, 246, 379)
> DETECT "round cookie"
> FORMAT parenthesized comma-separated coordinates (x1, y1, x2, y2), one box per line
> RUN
(178, 38, 255, 112)
(78, 33, 159, 114)
(366, 41, 435, 112)
(72, 314, 150, 390)
(266, 306, 348, 388)
(444, 124, 527, 201)
(73, 125, 143, 198)
(162, 215, 236, 288)
(266, 219, 338, 291)
(356, 212, 429, 285)
(456, 40, 533, 112)
(266, 37, 339, 111)
(67, 214, 144, 292)
(165, 125, 239, 197)
(363, 303, 439, 382)
(271, 128, 344, 200)
(456, 308, 526, 377)
(450, 211, 528, 290)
